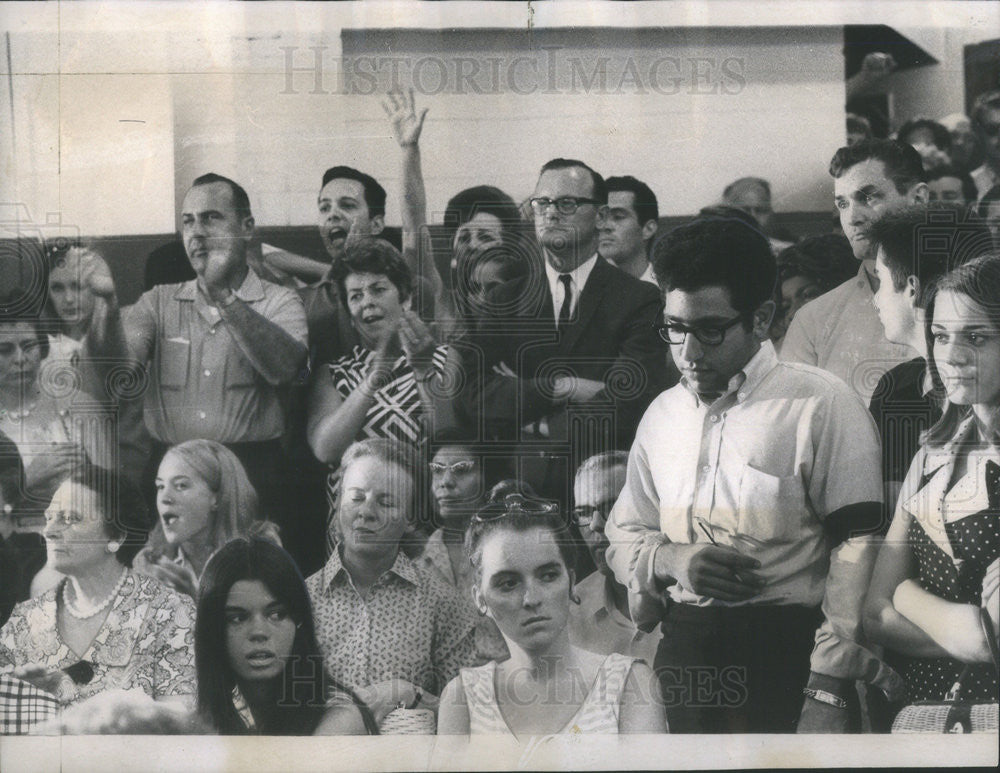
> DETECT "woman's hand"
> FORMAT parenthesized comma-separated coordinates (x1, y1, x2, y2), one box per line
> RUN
(357, 678, 433, 725)
(363, 324, 400, 396)
(382, 88, 428, 148)
(399, 310, 436, 378)
(146, 558, 199, 599)
(12, 664, 76, 702)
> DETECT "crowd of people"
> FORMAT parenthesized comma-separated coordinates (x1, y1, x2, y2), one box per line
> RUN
(0, 82, 998, 739)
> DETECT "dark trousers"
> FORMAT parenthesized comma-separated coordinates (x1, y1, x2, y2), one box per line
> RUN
(654, 603, 822, 733)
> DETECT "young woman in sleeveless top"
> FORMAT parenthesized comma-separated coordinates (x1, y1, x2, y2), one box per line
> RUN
(437, 494, 666, 737)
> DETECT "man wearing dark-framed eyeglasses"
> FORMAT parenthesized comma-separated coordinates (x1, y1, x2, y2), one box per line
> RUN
(605, 216, 890, 734)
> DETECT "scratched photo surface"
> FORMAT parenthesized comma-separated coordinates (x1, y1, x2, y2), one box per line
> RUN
(0, 1, 998, 770)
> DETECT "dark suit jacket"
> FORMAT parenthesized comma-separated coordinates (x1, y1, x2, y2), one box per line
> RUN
(466, 256, 670, 449)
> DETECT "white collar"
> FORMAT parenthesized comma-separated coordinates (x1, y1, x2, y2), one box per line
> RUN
(544, 252, 599, 297)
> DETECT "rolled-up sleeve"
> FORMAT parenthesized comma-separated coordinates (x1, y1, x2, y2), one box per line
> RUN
(605, 422, 672, 632)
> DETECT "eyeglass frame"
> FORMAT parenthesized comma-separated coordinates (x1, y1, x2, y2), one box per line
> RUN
(654, 313, 748, 347)
(472, 493, 561, 523)
(428, 460, 477, 476)
(529, 196, 603, 215)
(570, 500, 617, 529)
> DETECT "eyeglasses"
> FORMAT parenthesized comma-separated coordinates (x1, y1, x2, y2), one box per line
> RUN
(570, 502, 615, 528)
(472, 493, 560, 523)
(654, 314, 746, 346)
(529, 196, 601, 215)
(429, 460, 476, 475)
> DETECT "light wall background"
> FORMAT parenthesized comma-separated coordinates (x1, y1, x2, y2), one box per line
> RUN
(1, 1, 997, 238)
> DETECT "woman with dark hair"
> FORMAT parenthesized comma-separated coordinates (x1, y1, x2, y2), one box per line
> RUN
(307, 238, 462, 516)
(135, 439, 269, 598)
(437, 494, 665, 736)
(769, 235, 858, 348)
(0, 463, 195, 707)
(383, 89, 529, 337)
(864, 254, 1000, 716)
(195, 536, 375, 735)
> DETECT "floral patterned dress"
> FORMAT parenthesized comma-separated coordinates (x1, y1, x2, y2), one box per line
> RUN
(0, 571, 196, 706)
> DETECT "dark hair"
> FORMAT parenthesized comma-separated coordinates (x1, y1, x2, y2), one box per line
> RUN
(443, 186, 522, 246)
(333, 238, 413, 310)
(652, 216, 777, 320)
(775, 234, 857, 294)
(868, 203, 994, 307)
(696, 204, 760, 231)
(828, 139, 927, 194)
(922, 253, 1000, 448)
(320, 166, 387, 220)
(196, 537, 376, 735)
(897, 118, 952, 152)
(971, 89, 1000, 128)
(538, 158, 607, 204)
(846, 113, 873, 141)
(191, 173, 253, 220)
(0, 313, 50, 362)
(68, 460, 152, 568)
(465, 498, 577, 584)
(605, 175, 659, 226)
(926, 165, 979, 204)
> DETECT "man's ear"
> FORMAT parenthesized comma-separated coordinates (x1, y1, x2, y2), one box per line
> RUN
(641, 220, 658, 242)
(370, 214, 385, 237)
(909, 182, 930, 205)
(241, 215, 255, 239)
(906, 274, 920, 304)
(754, 300, 777, 338)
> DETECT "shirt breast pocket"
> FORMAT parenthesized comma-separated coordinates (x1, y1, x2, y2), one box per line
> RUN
(158, 339, 190, 390)
(737, 464, 807, 544)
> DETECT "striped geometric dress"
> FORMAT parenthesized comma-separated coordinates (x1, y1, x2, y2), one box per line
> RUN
(324, 344, 448, 518)
(459, 652, 638, 735)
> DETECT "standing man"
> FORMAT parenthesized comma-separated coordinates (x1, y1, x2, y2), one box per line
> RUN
(970, 89, 1000, 200)
(599, 176, 660, 285)
(87, 173, 308, 535)
(780, 140, 926, 404)
(468, 158, 668, 502)
(606, 217, 901, 733)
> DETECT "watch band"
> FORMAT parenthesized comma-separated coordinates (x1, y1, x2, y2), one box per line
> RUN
(802, 687, 848, 709)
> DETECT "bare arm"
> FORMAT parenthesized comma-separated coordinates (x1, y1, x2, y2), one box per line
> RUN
(618, 661, 667, 733)
(436, 676, 471, 735)
(314, 703, 370, 736)
(261, 247, 329, 284)
(212, 290, 307, 386)
(893, 579, 994, 663)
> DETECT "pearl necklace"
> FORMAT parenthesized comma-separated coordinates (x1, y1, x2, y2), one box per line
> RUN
(62, 567, 129, 620)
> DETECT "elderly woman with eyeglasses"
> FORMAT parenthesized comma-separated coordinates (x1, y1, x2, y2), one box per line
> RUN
(0, 463, 195, 710)
(436, 494, 666, 737)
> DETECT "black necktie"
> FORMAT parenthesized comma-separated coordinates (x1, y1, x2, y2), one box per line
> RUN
(557, 274, 573, 328)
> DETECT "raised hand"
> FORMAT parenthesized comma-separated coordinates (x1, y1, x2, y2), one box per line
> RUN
(399, 309, 436, 378)
(80, 251, 116, 301)
(382, 88, 428, 148)
(148, 558, 200, 599)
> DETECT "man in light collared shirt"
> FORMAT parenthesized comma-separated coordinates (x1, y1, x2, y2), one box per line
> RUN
(605, 216, 900, 733)
(780, 140, 926, 404)
(87, 174, 308, 534)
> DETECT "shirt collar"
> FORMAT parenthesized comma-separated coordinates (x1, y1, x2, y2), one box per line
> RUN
(679, 339, 778, 406)
(318, 546, 421, 591)
(544, 252, 599, 297)
(173, 266, 266, 303)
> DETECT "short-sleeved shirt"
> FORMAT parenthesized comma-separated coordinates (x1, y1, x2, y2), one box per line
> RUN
(305, 548, 480, 695)
(568, 570, 661, 665)
(123, 269, 307, 443)
(779, 263, 915, 405)
(605, 341, 901, 691)
(0, 571, 196, 706)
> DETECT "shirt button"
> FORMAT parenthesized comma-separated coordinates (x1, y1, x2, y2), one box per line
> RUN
(198, 411, 207, 420)
(710, 415, 719, 423)
(203, 369, 211, 377)
(702, 465, 711, 472)
(209, 328, 216, 335)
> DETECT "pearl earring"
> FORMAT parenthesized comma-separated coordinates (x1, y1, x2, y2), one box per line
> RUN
(106, 541, 121, 554)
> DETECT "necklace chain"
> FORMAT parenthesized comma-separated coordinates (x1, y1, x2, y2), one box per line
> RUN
(62, 567, 129, 620)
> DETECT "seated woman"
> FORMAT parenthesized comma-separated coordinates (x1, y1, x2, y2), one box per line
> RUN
(0, 462, 195, 707)
(196, 536, 376, 735)
(864, 254, 1000, 715)
(307, 238, 462, 517)
(437, 494, 666, 736)
(135, 439, 269, 598)
(305, 438, 479, 731)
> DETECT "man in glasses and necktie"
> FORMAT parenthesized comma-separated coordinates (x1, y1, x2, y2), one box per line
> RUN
(605, 216, 900, 734)
(466, 158, 668, 504)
